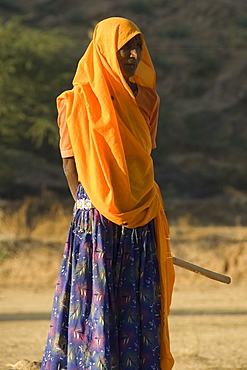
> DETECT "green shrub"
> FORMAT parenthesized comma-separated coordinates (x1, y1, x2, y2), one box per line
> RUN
(0, 0, 22, 12)
(126, 0, 153, 15)
(163, 25, 191, 39)
(224, 25, 247, 47)
(66, 10, 86, 24)
(235, 15, 247, 28)
(188, 50, 221, 77)
(0, 17, 82, 150)
(186, 77, 207, 96)
(34, 1, 61, 14)
(152, 55, 173, 72)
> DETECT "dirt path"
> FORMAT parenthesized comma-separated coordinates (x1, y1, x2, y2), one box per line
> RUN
(0, 279, 246, 370)
(170, 281, 247, 369)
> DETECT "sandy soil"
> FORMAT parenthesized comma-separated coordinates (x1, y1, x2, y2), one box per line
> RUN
(1, 205, 247, 370)
(170, 281, 247, 370)
(0, 279, 246, 370)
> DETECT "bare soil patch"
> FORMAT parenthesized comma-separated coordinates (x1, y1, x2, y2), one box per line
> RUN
(0, 201, 247, 369)
(0, 283, 246, 370)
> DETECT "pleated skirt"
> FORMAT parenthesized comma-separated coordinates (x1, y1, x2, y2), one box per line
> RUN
(41, 184, 161, 370)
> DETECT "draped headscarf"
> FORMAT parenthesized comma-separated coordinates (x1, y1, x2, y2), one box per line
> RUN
(57, 17, 175, 369)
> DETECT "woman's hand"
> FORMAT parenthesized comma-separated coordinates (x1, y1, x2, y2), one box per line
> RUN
(62, 157, 78, 201)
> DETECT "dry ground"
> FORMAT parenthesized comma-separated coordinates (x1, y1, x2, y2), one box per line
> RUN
(0, 280, 246, 370)
(0, 204, 247, 369)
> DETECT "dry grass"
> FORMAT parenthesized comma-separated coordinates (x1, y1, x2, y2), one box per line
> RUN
(0, 196, 246, 287)
(170, 217, 247, 284)
(7, 360, 41, 370)
(0, 198, 246, 370)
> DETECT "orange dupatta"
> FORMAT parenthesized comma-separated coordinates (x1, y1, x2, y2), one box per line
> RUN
(57, 17, 175, 369)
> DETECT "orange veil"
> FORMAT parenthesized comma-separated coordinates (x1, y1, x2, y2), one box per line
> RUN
(57, 17, 175, 369)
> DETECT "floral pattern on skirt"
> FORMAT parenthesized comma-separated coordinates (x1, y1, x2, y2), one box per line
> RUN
(41, 184, 161, 370)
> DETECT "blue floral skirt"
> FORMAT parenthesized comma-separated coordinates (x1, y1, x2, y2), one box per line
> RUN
(41, 184, 161, 370)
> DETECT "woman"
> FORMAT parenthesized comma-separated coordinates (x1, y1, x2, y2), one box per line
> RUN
(41, 17, 175, 370)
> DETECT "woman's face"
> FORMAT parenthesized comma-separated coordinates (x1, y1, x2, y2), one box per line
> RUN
(117, 34, 142, 80)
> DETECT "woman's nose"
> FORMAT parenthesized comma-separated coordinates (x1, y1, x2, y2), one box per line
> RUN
(130, 48, 138, 59)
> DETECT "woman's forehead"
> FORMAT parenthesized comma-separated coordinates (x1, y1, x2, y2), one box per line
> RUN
(121, 34, 142, 47)
(131, 34, 142, 42)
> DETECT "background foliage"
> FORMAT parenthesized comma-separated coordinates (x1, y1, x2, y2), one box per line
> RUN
(0, 0, 247, 224)
(0, 16, 84, 196)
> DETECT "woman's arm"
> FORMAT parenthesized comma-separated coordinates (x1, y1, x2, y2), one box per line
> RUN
(63, 157, 78, 201)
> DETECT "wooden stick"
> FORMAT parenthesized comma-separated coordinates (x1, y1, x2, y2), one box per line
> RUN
(172, 256, 231, 284)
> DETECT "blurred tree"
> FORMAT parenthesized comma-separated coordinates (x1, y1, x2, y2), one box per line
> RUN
(0, 17, 86, 196)
(0, 17, 81, 151)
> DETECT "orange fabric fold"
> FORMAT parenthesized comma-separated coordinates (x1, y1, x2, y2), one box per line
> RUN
(57, 17, 175, 369)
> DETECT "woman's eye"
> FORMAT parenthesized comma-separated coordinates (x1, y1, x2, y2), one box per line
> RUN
(121, 43, 142, 52)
